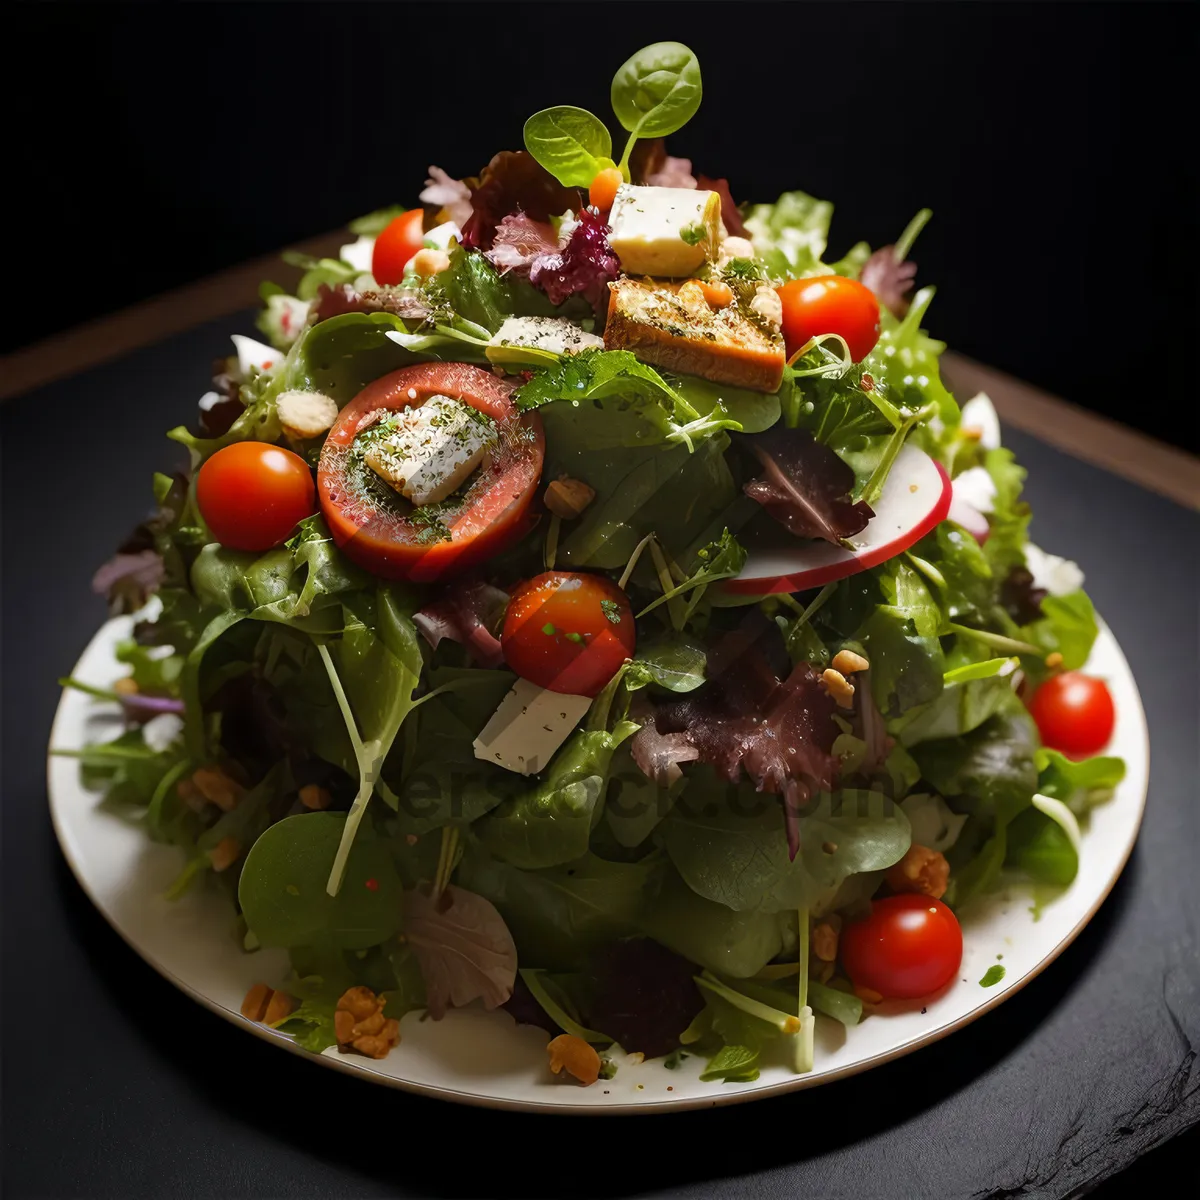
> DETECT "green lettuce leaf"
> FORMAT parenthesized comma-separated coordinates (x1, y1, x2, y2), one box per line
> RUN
(1035, 748, 1125, 817)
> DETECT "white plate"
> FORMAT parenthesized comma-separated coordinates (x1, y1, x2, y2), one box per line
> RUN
(48, 616, 1148, 1113)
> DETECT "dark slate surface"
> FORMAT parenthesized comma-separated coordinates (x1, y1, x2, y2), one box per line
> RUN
(2, 314, 1197, 1199)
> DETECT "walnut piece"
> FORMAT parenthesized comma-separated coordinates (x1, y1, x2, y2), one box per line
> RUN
(812, 920, 839, 963)
(190, 766, 243, 812)
(544, 477, 596, 520)
(298, 783, 333, 811)
(831, 649, 870, 675)
(207, 836, 240, 872)
(819, 668, 856, 709)
(335, 986, 400, 1060)
(241, 983, 296, 1026)
(885, 843, 951, 900)
(547, 1034, 601, 1086)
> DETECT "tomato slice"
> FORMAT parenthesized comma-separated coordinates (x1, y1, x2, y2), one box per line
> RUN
(317, 363, 544, 582)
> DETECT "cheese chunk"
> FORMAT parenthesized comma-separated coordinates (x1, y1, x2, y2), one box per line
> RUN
(424, 220, 461, 250)
(473, 679, 592, 776)
(362, 394, 494, 506)
(487, 316, 603, 365)
(607, 185, 721, 277)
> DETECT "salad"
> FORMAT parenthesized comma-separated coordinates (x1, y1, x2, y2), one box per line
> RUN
(70, 42, 1127, 1087)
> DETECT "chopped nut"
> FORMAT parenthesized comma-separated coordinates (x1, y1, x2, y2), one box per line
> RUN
(812, 921, 839, 963)
(409, 248, 451, 278)
(177, 777, 208, 814)
(1045, 651, 1064, 670)
(335, 986, 400, 1059)
(547, 1034, 601, 1086)
(112, 676, 139, 695)
(820, 668, 856, 709)
(854, 984, 884, 1005)
(822, 840, 838, 855)
(241, 983, 272, 1022)
(831, 649, 870, 675)
(884, 843, 951, 900)
(207, 836, 241, 872)
(264, 990, 297, 1026)
(749, 284, 783, 331)
(717, 235, 755, 264)
(626, 1051, 645, 1066)
(298, 783, 332, 811)
(277, 389, 338, 441)
(544, 477, 596, 520)
(191, 766, 243, 813)
(697, 279, 734, 309)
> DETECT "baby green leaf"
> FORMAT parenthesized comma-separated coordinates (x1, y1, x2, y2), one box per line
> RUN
(611, 42, 703, 140)
(523, 106, 614, 187)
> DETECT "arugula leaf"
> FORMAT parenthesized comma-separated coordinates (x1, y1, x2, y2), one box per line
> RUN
(612, 42, 703, 173)
(1020, 590, 1099, 673)
(524, 106, 615, 187)
(637, 531, 747, 621)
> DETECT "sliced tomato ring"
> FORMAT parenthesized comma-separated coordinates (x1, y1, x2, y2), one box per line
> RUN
(317, 362, 544, 582)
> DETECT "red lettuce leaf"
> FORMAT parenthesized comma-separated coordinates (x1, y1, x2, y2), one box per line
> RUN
(413, 580, 508, 668)
(631, 613, 841, 857)
(743, 427, 874, 543)
(483, 212, 559, 277)
(528, 209, 619, 309)
(861, 247, 918, 318)
(585, 939, 703, 1059)
(1000, 565, 1047, 625)
(459, 151, 579, 251)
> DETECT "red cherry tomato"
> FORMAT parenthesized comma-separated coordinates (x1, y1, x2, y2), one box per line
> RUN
(501, 572, 636, 697)
(318, 363, 543, 582)
(777, 275, 881, 362)
(841, 894, 963, 1000)
(371, 210, 426, 284)
(1027, 671, 1116, 758)
(197, 442, 315, 552)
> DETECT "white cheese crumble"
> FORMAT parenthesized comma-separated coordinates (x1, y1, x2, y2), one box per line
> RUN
(230, 335, 282, 376)
(362, 394, 495, 507)
(489, 316, 603, 357)
(960, 392, 1001, 450)
(339, 235, 376, 273)
(1024, 542, 1086, 596)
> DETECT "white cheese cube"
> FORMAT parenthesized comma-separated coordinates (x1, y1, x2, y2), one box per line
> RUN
(362, 394, 494, 506)
(339, 235, 376, 273)
(487, 316, 603, 364)
(607, 184, 721, 277)
(473, 679, 592, 776)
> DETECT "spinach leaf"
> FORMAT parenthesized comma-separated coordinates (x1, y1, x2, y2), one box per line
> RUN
(459, 848, 655, 971)
(1020, 590, 1098, 672)
(639, 867, 787, 979)
(893, 657, 1019, 746)
(664, 779, 910, 914)
(524, 106, 614, 187)
(473, 722, 638, 869)
(910, 521, 995, 621)
(611, 42, 702, 172)
(238, 812, 404, 949)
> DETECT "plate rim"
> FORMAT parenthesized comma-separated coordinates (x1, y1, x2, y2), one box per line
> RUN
(47, 616, 1149, 1115)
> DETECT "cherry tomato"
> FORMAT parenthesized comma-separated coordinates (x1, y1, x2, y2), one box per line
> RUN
(501, 572, 635, 697)
(372, 210, 426, 285)
(318, 363, 543, 582)
(197, 442, 316, 552)
(841, 894, 963, 1000)
(589, 167, 623, 213)
(777, 275, 880, 362)
(1027, 671, 1116, 758)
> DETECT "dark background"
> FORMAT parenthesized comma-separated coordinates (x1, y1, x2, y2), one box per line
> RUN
(8, 1, 1197, 450)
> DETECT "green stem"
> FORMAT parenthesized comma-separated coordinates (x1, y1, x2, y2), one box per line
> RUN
(520, 970, 612, 1044)
(618, 532, 656, 591)
(948, 622, 1042, 657)
(696, 972, 802, 1034)
(797, 908, 810, 1012)
(905, 551, 947, 592)
(617, 131, 638, 180)
(893, 208, 933, 262)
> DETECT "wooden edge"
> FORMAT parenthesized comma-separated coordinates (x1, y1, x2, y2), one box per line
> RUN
(943, 352, 1199, 511)
(1, 235, 1196, 510)
(0, 231, 345, 402)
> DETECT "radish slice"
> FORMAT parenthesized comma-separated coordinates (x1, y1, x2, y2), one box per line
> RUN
(725, 444, 952, 595)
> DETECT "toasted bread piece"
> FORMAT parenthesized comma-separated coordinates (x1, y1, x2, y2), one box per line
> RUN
(604, 277, 785, 393)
